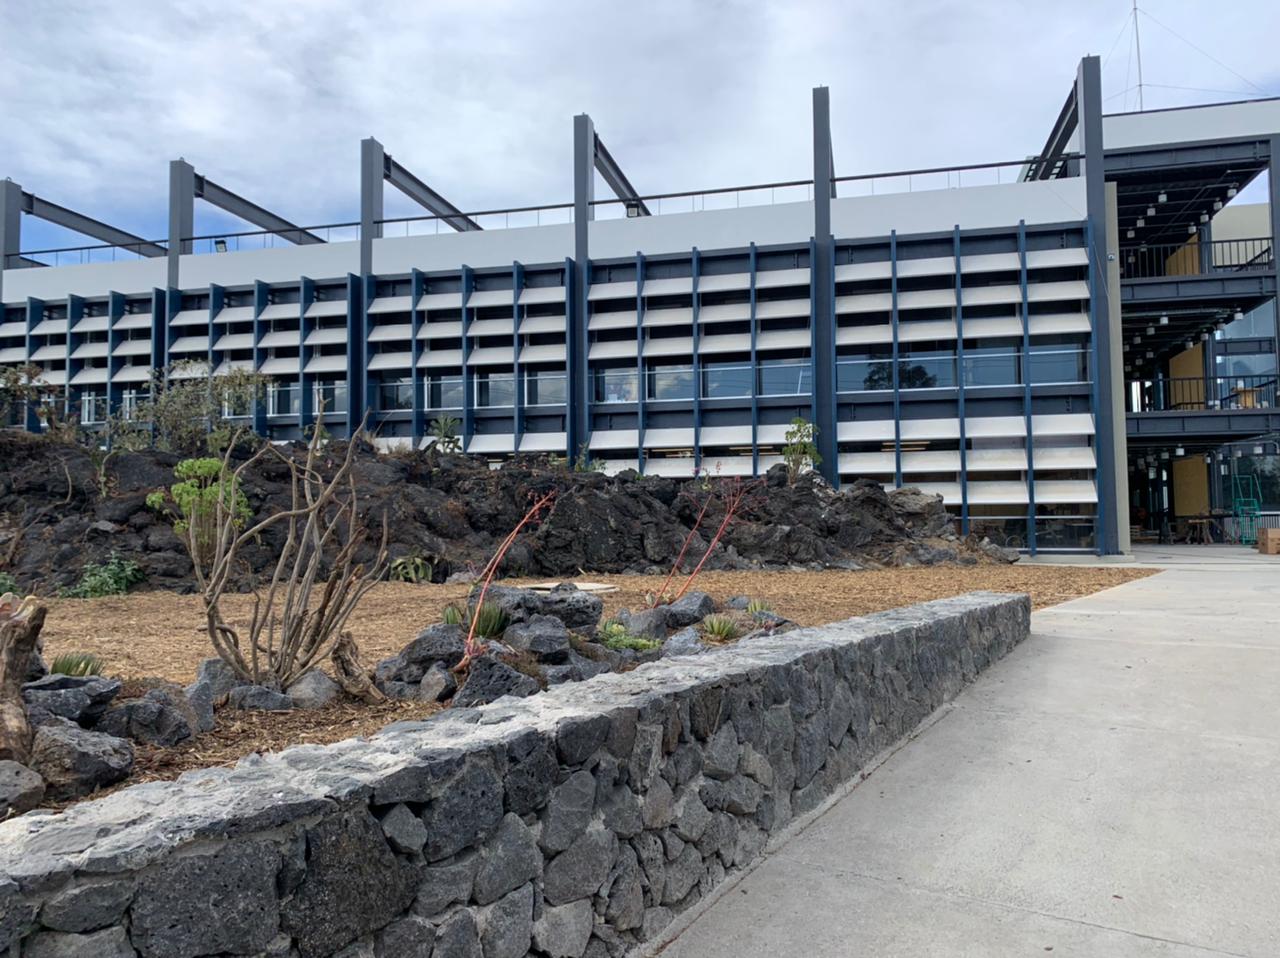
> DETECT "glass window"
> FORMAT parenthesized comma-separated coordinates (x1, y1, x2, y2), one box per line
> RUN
(1217, 301, 1276, 341)
(594, 368, 638, 403)
(701, 363, 753, 399)
(647, 365, 695, 401)
(1028, 348, 1089, 384)
(122, 390, 141, 421)
(475, 373, 515, 408)
(426, 376, 463, 409)
(837, 358, 893, 392)
(525, 371, 566, 406)
(963, 350, 1019, 387)
(80, 392, 100, 425)
(898, 353, 956, 389)
(314, 381, 349, 415)
(378, 379, 414, 412)
(269, 384, 300, 417)
(758, 360, 811, 397)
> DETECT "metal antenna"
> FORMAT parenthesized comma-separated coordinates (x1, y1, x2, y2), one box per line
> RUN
(1133, 0, 1145, 110)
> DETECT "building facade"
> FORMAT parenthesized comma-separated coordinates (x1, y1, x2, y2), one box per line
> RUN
(3, 57, 1279, 555)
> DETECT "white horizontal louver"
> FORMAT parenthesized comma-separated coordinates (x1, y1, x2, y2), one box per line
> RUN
(967, 481, 1030, 505)
(519, 343, 566, 364)
(643, 307, 693, 328)
(698, 333, 750, 355)
(1032, 413, 1094, 436)
(519, 315, 566, 334)
(168, 337, 208, 355)
(1032, 445, 1096, 470)
(642, 336, 693, 358)
(1033, 480, 1097, 504)
(37, 368, 67, 386)
(367, 295, 413, 315)
(420, 292, 464, 311)
(113, 314, 153, 331)
(258, 303, 298, 321)
(642, 277, 693, 297)
(589, 312, 637, 332)
(834, 261, 892, 283)
(70, 367, 110, 385)
(113, 364, 153, 383)
(1025, 248, 1088, 269)
(1027, 280, 1089, 304)
(643, 428, 695, 449)
(644, 457, 697, 477)
(213, 333, 254, 351)
(169, 310, 208, 328)
(960, 285, 1021, 307)
(960, 252, 1019, 274)
(304, 355, 348, 374)
(213, 306, 255, 323)
(756, 329, 810, 350)
(1029, 313, 1090, 336)
(898, 288, 955, 311)
(755, 267, 810, 289)
(588, 281, 637, 302)
(963, 316, 1022, 339)
(837, 324, 892, 346)
(699, 425, 752, 445)
(420, 321, 463, 340)
(518, 432, 567, 452)
(755, 299, 810, 320)
(467, 434, 516, 453)
(589, 429, 639, 450)
(696, 273, 751, 293)
(467, 289, 514, 309)
(304, 328, 347, 346)
(896, 256, 957, 279)
(466, 347, 513, 367)
(838, 451, 896, 473)
(30, 345, 65, 361)
(367, 352, 412, 371)
(418, 349, 463, 369)
(899, 319, 957, 342)
(967, 448, 1029, 472)
(260, 357, 301, 374)
(257, 331, 298, 348)
(113, 341, 152, 358)
(588, 340, 638, 361)
(836, 420, 895, 442)
(700, 456, 755, 477)
(966, 416, 1027, 438)
(368, 324, 413, 343)
(32, 320, 68, 336)
(71, 342, 110, 360)
(468, 318, 514, 337)
(902, 450, 962, 473)
(0, 322, 27, 337)
(0, 348, 25, 363)
(698, 303, 751, 324)
(305, 300, 348, 318)
(837, 292, 891, 314)
(214, 359, 255, 375)
(900, 419, 960, 441)
(169, 362, 210, 380)
(518, 286, 565, 306)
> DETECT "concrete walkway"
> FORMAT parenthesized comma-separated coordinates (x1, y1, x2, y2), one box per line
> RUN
(661, 547, 1280, 957)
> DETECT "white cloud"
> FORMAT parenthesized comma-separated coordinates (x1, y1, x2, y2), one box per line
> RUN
(2, 0, 1277, 249)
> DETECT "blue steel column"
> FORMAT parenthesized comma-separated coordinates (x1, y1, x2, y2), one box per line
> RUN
(65, 295, 84, 420)
(570, 114, 595, 460)
(206, 285, 222, 430)
(167, 160, 195, 289)
(1270, 136, 1280, 379)
(811, 86, 838, 485)
(149, 289, 166, 383)
(691, 248, 703, 471)
(953, 227, 970, 535)
(23, 298, 42, 432)
(162, 288, 180, 371)
(299, 277, 315, 431)
(749, 243, 760, 476)
(252, 281, 268, 435)
(410, 269, 425, 446)
(360, 138, 385, 278)
(1018, 222, 1037, 554)
(460, 266, 476, 450)
(104, 292, 125, 447)
(635, 253, 647, 474)
(809, 238, 819, 431)
(1077, 54, 1119, 555)
(512, 262, 525, 452)
(344, 273, 363, 437)
(890, 232, 902, 486)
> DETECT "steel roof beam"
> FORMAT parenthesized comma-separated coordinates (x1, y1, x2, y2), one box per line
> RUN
(383, 154, 482, 232)
(193, 175, 325, 245)
(593, 134, 651, 216)
(1026, 86, 1078, 181)
(21, 191, 166, 257)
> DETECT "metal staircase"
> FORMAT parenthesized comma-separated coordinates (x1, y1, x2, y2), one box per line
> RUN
(1232, 474, 1264, 545)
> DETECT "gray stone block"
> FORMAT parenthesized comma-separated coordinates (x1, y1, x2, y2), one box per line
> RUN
(421, 761, 504, 861)
(228, 685, 295, 712)
(473, 814, 541, 905)
(130, 841, 280, 958)
(453, 657, 540, 708)
(544, 826, 617, 906)
(533, 898, 595, 958)
(376, 915, 435, 957)
(23, 925, 135, 958)
(194, 656, 244, 697)
(479, 881, 533, 958)
(95, 687, 196, 747)
(503, 614, 572, 664)
(379, 803, 427, 855)
(183, 680, 215, 733)
(287, 670, 342, 710)
(39, 879, 134, 933)
(0, 760, 44, 818)
(412, 853, 479, 918)
(541, 771, 597, 853)
(663, 591, 715, 628)
(21, 675, 121, 726)
(29, 724, 132, 802)
(433, 909, 482, 957)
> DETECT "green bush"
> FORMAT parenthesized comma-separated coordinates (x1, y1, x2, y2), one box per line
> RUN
(50, 652, 105, 676)
(470, 601, 509, 638)
(390, 555, 434, 584)
(441, 603, 466, 626)
(701, 613, 740, 642)
(598, 620, 660, 653)
(745, 598, 773, 617)
(147, 457, 252, 567)
(59, 553, 144, 599)
(0, 571, 18, 595)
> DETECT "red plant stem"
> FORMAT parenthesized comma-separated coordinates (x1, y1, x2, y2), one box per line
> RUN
(671, 479, 762, 602)
(653, 494, 712, 605)
(459, 490, 556, 670)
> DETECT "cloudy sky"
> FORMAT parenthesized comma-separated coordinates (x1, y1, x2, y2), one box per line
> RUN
(3, 0, 1278, 251)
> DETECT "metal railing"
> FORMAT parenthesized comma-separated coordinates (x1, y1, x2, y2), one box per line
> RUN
(1119, 236, 1274, 281)
(4, 241, 168, 269)
(1130, 374, 1278, 412)
(831, 156, 1077, 198)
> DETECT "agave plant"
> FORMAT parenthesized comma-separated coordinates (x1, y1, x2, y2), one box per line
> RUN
(700, 613, 740, 643)
(50, 651, 105, 677)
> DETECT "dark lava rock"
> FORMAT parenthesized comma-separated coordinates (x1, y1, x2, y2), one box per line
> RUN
(453, 657, 540, 708)
(0, 760, 44, 818)
(95, 686, 197, 747)
(503, 614, 571, 664)
(227, 686, 294, 712)
(664, 591, 716, 628)
(376, 623, 467, 693)
(21, 675, 121, 727)
(478, 584, 603, 633)
(28, 724, 133, 801)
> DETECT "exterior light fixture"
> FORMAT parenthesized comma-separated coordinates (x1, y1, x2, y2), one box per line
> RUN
(1204, 454, 1212, 464)
(1127, 229, 1135, 239)
(1146, 326, 1155, 336)
(1175, 446, 1185, 457)
(1159, 315, 1168, 325)
(1200, 212, 1209, 223)
(1235, 448, 1243, 458)
(1234, 310, 1244, 321)
(1221, 464, 1229, 475)
(1227, 186, 1238, 198)
(1161, 450, 1170, 460)
(1158, 192, 1168, 203)
(214, 239, 228, 253)
(1123, 343, 1130, 352)
(1145, 350, 1154, 358)
(1136, 218, 1145, 228)
(1127, 254, 1136, 264)
(1134, 335, 1142, 344)
(1148, 467, 1157, 479)
(1216, 321, 1227, 333)
(1213, 200, 1223, 211)
(1200, 332, 1209, 340)
(1146, 205, 1156, 216)
(1254, 445, 1264, 455)
(1188, 224, 1198, 234)
(1184, 340, 1193, 350)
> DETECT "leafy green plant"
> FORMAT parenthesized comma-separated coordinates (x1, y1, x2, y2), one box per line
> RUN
(701, 613, 740, 642)
(0, 572, 18, 595)
(59, 553, 144, 599)
(390, 555, 434, 584)
(470, 601, 510, 639)
(573, 443, 604, 473)
(782, 418, 821, 484)
(147, 457, 252, 567)
(441, 603, 466, 626)
(598, 621, 660, 652)
(50, 651, 105, 676)
(429, 415, 462, 453)
(745, 598, 773, 617)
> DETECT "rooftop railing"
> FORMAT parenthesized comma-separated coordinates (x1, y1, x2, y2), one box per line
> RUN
(1129, 374, 1278, 412)
(1119, 236, 1274, 281)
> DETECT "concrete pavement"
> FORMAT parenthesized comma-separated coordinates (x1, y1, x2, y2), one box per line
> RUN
(659, 546, 1280, 957)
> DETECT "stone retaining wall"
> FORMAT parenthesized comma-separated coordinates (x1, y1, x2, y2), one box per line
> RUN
(0, 591, 1030, 958)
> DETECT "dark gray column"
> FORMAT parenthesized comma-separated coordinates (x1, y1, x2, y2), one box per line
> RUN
(360, 137, 385, 277)
(167, 160, 196, 289)
(811, 87, 838, 485)
(1076, 55, 1121, 555)
(1270, 136, 1280, 377)
(569, 114, 595, 460)
(0, 179, 23, 302)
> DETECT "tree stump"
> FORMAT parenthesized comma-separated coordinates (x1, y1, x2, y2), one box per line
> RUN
(330, 631, 385, 705)
(0, 594, 46, 765)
